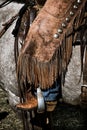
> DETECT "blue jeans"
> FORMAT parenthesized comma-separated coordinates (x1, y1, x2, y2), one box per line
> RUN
(35, 79, 60, 101)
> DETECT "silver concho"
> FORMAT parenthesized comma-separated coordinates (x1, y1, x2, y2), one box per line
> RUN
(54, 33, 59, 38)
(58, 28, 63, 34)
(66, 17, 70, 22)
(70, 11, 74, 16)
(73, 5, 78, 9)
(62, 23, 67, 28)
(77, 0, 81, 3)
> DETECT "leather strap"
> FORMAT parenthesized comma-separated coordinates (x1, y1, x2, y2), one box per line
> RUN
(83, 46, 87, 84)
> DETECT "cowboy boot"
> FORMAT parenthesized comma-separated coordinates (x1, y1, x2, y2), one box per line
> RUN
(16, 88, 45, 112)
(16, 91, 38, 110)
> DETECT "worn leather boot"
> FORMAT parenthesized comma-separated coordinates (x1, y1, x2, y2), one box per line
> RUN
(16, 92, 38, 110)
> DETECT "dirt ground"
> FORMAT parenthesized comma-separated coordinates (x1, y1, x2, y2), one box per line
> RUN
(0, 87, 87, 130)
(53, 103, 87, 130)
(0, 88, 23, 130)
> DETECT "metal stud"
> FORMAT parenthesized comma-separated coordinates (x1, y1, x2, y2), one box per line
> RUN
(62, 23, 67, 28)
(58, 29, 63, 34)
(70, 11, 74, 16)
(77, 0, 81, 3)
(66, 17, 70, 22)
(73, 5, 78, 9)
(53, 33, 59, 38)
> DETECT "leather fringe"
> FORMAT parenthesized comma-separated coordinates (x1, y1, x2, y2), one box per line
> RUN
(17, 1, 87, 90)
(17, 31, 73, 90)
